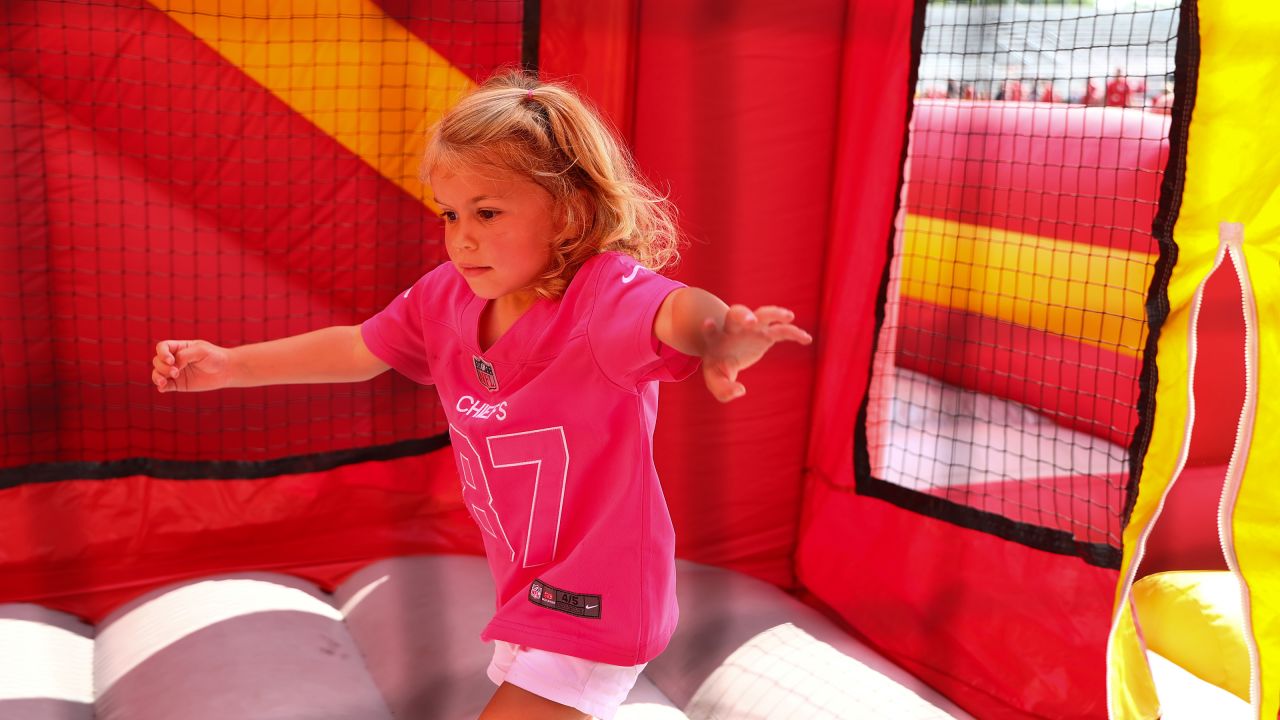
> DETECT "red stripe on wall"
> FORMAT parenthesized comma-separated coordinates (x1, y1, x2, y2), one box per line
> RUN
(0, 0, 447, 465)
(907, 99, 1169, 254)
(895, 298, 1141, 447)
(2, 0, 439, 312)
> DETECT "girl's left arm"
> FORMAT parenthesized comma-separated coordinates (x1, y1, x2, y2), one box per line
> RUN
(653, 287, 813, 402)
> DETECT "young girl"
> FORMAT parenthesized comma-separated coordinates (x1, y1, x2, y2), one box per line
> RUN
(150, 71, 811, 720)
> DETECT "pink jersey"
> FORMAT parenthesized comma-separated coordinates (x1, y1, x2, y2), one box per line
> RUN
(360, 251, 698, 665)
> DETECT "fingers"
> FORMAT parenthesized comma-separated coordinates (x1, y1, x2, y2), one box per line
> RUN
(173, 345, 202, 372)
(703, 364, 746, 403)
(155, 340, 173, 365)
(152, 342, 172, 392)
(724, 306, 813, 346)
(754, 307, 812, 340)
(751, 306, 793, 325)
(766, 323, 814, 345)
(701, 317, 718, 340)
(151, 354, 170, 376)
(153, 339, 197, 392)
(722, 305, 758, 334)
(156, 339, 189, 365)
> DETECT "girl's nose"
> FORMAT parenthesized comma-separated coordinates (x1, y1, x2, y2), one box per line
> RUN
(450, 226, 477, 251)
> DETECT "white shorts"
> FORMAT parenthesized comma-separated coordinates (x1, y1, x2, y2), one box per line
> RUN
(486, 640, 646, 720)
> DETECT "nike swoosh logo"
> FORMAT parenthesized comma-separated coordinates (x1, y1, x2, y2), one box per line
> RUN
(620, 266, 641, 284)
(585, 604, 598, 610)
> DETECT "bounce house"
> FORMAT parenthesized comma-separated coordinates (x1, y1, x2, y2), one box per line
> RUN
(1, 1, 1276, 718)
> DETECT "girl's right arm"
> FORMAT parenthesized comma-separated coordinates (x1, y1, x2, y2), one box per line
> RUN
(151, 325, 390, 393)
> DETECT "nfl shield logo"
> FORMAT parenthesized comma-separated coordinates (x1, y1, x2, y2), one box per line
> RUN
(472, 355, 499, 392)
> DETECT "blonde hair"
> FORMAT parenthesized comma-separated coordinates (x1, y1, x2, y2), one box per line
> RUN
(421, 70, 681, 299)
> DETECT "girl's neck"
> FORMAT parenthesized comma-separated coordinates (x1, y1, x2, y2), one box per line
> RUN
(494, 288, 540, 318)
(479, 290, 541, 352)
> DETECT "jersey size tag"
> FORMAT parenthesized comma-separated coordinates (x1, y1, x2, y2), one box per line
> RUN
(529, 579, 601, 619)
(472, 355, 499, 392)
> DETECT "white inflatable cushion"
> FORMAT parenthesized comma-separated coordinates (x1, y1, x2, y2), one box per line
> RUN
(93, 572, 390, 720)
(0, 604, 94, 720)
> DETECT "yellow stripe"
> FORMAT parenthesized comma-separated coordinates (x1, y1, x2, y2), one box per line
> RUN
(899, 214, 1156, 357)
(155, 0, 477, 207)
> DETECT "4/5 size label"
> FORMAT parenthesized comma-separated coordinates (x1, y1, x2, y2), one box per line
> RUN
(528, 579, 601, 619)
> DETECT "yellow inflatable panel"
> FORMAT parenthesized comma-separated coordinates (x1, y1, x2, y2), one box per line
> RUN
(1110, 4, 1280, 719)
(1133, 571, 1249, 702)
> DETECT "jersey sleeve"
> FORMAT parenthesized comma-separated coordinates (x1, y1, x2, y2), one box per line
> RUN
(360, 267, 443, 386)
(587, 254, 701, 387)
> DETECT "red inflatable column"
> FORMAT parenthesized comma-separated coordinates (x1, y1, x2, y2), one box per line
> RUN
(628, 1, 841, 586)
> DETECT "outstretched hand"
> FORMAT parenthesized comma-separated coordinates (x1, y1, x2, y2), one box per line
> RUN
(151, 339, 233, 393)
(700, 305, 812, 402)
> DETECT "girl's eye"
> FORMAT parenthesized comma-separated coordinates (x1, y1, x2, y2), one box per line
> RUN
(477, 209, 500, 221)
(439, 210, 457, 223)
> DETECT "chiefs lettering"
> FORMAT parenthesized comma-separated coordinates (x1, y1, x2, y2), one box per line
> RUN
(456, 395, 509, 421)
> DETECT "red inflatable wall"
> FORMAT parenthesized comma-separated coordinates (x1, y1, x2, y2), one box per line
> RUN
(0, 0, 479, 619)
(5, 4, 1236, 717)
(1, 0, 840, 619)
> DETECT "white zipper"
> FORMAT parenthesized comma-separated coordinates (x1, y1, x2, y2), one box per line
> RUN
(1106, 237, 1226, 720)
(1216, 221, 1262, 715)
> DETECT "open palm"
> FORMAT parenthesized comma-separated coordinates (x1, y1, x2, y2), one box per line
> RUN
(700, 305, 812, 402)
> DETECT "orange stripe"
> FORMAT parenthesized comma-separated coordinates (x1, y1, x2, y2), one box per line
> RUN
(154, 0, 476, 208)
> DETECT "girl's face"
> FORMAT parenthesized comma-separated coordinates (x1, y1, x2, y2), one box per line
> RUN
(431, 164, 563, 307)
